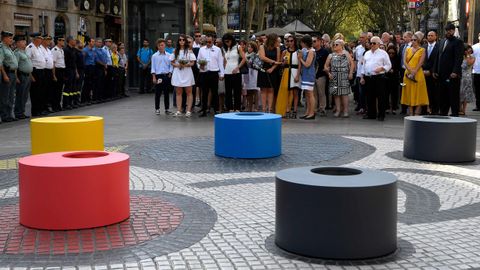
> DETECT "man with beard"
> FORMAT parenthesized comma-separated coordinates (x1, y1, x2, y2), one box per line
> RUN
(432, 23, 464, 116)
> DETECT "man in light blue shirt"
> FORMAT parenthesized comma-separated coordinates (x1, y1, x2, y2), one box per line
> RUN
(151, 39, 173, 115)
(136, 38, 153, 93)
(94, 38, 108, 102)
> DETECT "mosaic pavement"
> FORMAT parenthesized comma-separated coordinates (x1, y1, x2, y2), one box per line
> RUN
(0, 133, 480, 269)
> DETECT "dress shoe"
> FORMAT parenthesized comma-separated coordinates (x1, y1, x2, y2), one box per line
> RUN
(363, 115, 376, 119)
(473, 108, 479, 111)
(199, 113, 207, 117)
(3, 118, 14, 122)
(377, 117, 385, 121)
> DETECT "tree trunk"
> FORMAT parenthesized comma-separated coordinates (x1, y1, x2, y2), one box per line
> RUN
(256, 0, 268, 32)
(246, 0, 256, 39)
(215, 0, 228, 37)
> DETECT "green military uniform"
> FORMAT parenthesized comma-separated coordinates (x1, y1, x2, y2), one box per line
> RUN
(0, 38, 19, 121)
(14, 47, 33, 118)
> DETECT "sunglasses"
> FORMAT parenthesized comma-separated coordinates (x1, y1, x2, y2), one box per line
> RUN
(412, 39, 417, 41)
(334, 43, 341, 46)
(286, 40, 294, 43)
(370, 42, 378, 45)
(195, 35, 201, 37)
(179, 39, 185, 41)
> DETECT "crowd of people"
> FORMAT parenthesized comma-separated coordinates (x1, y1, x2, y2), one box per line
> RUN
(1, 22, 479, 123)
(0, 31, 128, 123)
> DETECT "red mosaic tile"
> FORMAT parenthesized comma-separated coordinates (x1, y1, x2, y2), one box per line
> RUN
(0, 195, 184, 255)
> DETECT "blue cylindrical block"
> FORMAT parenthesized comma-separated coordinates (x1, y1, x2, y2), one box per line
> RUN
(214, 112, 282, 158)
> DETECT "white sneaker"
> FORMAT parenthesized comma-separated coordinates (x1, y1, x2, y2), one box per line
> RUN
(342, 112, 349, 118)
(185, 111, 192, 117)
(334, 112, 340, 117)
(155, 109, 160, 115)
(173, 111, 182, 117)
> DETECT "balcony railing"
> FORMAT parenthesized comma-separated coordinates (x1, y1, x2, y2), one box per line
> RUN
(17, 0, 33, 5)
(56, 0, 68, 10)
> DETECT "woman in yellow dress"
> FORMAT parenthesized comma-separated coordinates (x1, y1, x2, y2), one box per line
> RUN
(275, 36, 301, 118)
(401, 31, 429, 116)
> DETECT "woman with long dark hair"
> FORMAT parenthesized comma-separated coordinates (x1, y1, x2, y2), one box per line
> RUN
(171, 34, 196, 117)
(222, 33, 246, 111)
(257, 33, 281, 112)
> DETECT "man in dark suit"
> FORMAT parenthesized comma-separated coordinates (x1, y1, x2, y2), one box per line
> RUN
(432, 23, 464, 116)
(398, 31, 413, 114)
(423, 31, 440, 114)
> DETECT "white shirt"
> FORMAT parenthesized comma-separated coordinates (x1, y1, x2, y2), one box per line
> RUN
(224, 45, 241, 74)
(472, 42, 480, 74)
(197, 45, 225, 76)
(40, 45, 54, 69)
(26, 43, 46, 69)
(361, 48, 391, 76)
(193, 41, 202, 48)
(151, 51, 174, 74)
(103, 45, 113, 66)
(51, 46, 66, 68)
(355, 44, 365, 77)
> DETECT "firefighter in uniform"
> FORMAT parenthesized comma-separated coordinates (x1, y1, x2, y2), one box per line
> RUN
(63, 36, 77, 110)
(0, 31, 19, 122)
(26, 33, 47, 116)
(51, 36, 65, 111)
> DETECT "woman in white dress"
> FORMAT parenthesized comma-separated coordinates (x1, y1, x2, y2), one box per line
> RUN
(244, 41, 260, 111)
(171, 34, 196, 117)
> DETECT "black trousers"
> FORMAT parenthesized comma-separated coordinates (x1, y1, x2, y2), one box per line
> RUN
(473, 74, 480, 109)
(44, 69, 53, 108)
(105, 65, 115, 99)
(94, 65, 106, 101)
(385, 76, 399, 111)
(365, 75, 387, 119)
(63, 68, 76, 107)
(30, 68, 45, 116)
(82, 65, 95, 103)
(75, 69, 85, 103)
(201, 71, 219, 112)
(154, 74, 170, 111)
(224, 73, 242, 111)
(425, 75, 440, 114)
(52, 68, 65, 110)
(139, 66, 152, 93)
(438, 77, 460, 116)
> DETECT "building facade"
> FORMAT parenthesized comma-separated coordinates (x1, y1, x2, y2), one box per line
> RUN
(0, 0, 124, 42)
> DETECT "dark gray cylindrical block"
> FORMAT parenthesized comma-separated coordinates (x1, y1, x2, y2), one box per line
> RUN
(275, 166, 397, 260)
(403, 116, 477, 162)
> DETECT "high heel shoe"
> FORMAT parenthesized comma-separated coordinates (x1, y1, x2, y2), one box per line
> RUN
(304, 114, 316, 120)
(300, 115, 308, 119)
(291, 111, 297, 119)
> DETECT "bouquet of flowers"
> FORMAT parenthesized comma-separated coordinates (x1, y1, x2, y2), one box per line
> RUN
(198, 59, 208, 66)
(178, 59, 190, 65)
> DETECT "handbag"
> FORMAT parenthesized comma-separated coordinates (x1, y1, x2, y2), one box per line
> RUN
(238, 45, 249, 74)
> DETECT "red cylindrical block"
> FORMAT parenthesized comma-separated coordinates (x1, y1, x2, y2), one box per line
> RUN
(19, 151, 130, 230)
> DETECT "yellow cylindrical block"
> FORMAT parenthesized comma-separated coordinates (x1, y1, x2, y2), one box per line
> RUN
(31, 116, 104, 154)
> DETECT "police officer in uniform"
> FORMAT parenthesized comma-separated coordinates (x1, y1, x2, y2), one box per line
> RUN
(103, 38, 114, 99)
(0, 31, 19, 122)
(40, 35, 54, 112)
(51, 36, 65, 111)
(14, 35, 33, 119)
(82, 37, 96, 104)
(94, 37, 108, 102)
(26, 33, 47, 116)
(63, 36, 77, 110)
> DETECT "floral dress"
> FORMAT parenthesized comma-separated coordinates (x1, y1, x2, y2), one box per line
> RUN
(460, 56, 476, 103)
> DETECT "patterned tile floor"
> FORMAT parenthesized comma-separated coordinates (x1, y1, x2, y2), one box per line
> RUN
(0, 133, 479, 269)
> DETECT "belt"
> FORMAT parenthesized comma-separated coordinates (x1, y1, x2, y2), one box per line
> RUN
(156, 73, 170, 75)
(19, 71, 30, 76)
(364, 74, 385, 78)
(3, 66, 16, 73)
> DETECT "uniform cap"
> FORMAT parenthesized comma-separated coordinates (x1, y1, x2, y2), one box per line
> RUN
(14, 35, 26, 42)
(30, 32, 43, 39)
(42, 34, 52, 40)
(1, 31, 14, 37)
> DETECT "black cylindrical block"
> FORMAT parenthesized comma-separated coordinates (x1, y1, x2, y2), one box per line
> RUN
(275, 166, 397, 259)
(403, 116, 477, 163)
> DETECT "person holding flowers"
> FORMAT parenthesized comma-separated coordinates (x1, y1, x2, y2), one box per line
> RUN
(171, 34, 196, 117)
